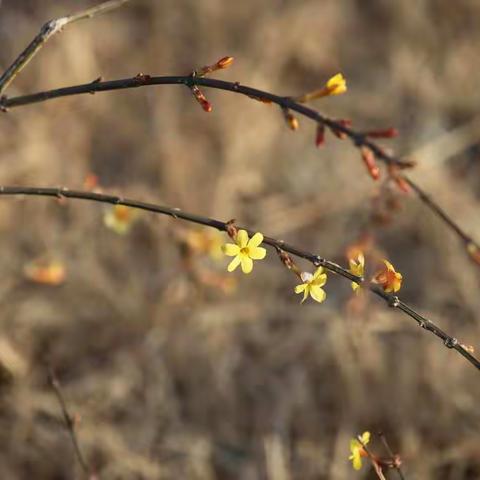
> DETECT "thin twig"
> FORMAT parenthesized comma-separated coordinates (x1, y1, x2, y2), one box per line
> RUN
(2, 184, 478, 371)
(378, 431, 406, 480)
(1, 74, 478, 262)
(47, 366, 91, 477)
(0, 0, 131, 95)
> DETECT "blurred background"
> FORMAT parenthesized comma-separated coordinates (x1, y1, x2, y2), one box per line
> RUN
(0, 0, 479, 478)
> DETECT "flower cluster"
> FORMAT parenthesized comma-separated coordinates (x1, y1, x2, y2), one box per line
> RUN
(348, 253, 402, 294)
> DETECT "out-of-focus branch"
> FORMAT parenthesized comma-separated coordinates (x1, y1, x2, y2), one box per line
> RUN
(1, 74, 478, 265)
(1, 184, 478, 371)
(0, 0, 131, 95)
(47, 366, 92, 477)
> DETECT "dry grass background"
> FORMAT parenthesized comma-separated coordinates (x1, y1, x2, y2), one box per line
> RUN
(0, 1, 479, 478)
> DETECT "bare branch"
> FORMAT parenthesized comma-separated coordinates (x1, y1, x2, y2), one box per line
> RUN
(1, 184, 478, 371)
(1, 74, 478, 264)
(0, 0, 131, 95)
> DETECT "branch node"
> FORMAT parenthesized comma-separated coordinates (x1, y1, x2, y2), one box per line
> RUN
(444, 337, 459, 349)
(312, 255, 325, 267)
(388, 295, 400, 308)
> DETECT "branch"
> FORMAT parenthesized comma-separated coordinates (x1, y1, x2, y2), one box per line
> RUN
(47, 366, 92, 477)
(0, 0, 131, 96)
(1, 74, 478, 263)
(3, 184, 479, 371)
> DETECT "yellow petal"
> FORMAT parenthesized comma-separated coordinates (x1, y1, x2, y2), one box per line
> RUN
(351, 281, 360, 292)
(309, 285, 326, 303)
(248, 232, 264, 248)
(249, 246, 266, 260)
(350, 439, 360, 452)
(301, 287, 309, 303)
(241, 255, 253, 274)
(227, 256, 241, 272)
(236, 230, 248, 248)
(312, 273, 327, 288)
(352, 453, 362, 470)
(295, 283, 307, 294)
(222, 243, 240, 256)
(326, 73, 344, 88)
(312, 266, 325, 280)
(360, 431, 371, 444)
(326, 73, 347, 95)
(383, 259, 395, 272)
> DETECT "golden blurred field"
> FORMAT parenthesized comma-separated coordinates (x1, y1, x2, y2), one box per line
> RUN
(0, 1, 480, 478)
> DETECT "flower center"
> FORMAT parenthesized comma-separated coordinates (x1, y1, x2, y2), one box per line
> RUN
(240, 247, 249, 255)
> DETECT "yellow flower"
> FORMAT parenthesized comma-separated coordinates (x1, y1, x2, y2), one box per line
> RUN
(325, 73, 347, 96)
(185, 228, 224, 260)
(294, 267, 327, 303)
(104, 205, 138, 235)
(349, 431, 370, 471)
(372, 259, 402, 293)
(349, 253, 365, 292)
(222, 230, 267, 274)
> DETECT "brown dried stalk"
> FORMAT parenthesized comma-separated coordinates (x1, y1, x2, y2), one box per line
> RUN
(1, 185, 478, 371)
(0, 0, 131, 96)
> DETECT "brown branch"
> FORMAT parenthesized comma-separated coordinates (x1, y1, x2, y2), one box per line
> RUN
(0, 0, 131, 96)
(47, 366, 92, 477)
(378, 431, 405, 480)
(2, 184, 478, 371)
(0, 74, 478, 264)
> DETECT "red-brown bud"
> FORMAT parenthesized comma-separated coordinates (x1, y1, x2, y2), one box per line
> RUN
(315, 124, 326, 147)
(216, 56, 234, 69)
(361, 146, 380, 180)
(365, 127, 399, 139)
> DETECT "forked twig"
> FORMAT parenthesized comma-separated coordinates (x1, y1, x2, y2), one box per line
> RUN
(0, 0, 131, 96)
(3, 185, 478, 371)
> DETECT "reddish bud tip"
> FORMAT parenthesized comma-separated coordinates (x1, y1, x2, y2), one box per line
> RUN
(216, 56, 234, 69)
(361, 147, 380, 180)
(315, 124, 326, 147)
(366, 127, 399, 139)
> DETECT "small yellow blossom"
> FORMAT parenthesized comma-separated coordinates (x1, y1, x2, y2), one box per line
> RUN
(104, 205, 138, 235)
(349, 253, 365, 292)
(349, 431, 370, 471)
(296, 73, 347, 103)
(24, 259, 66, 286)
(185, 228, 224, 260)
(372, 259, 402, 293)
(222, 230, 267, 274)
(294, 267, 327, 303)
(325, 73, 347, 96)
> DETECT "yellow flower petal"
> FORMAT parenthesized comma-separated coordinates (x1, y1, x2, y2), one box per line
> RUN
(309, 285, 326, 303)
(312, 273, 327, 288)
(360, 431, 371, 444)
(248, 246, 266, 260)
(352, 452, 362, 470)
(236, 230, 248, 248)
(301, 287, 309, 303)
(222, 243, 240, 256)
(312, 266, 325, 280)
(227, 256, 241, 272)
(295, 284, 306, 294)
(326, 73, 347, 95)
(240, 255, 253, 274)
(383, 259, 395, 272)
(248, 232, 264, 248)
